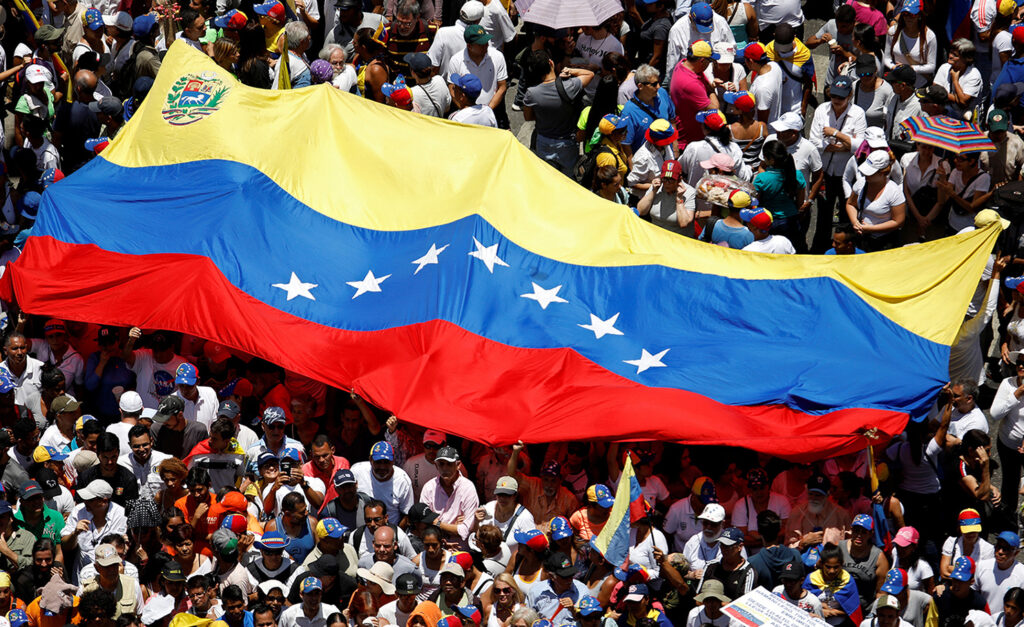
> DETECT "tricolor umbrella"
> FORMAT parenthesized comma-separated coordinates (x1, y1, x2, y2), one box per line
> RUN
(516, 0, 623, 29)
(899, 115, 996, 154)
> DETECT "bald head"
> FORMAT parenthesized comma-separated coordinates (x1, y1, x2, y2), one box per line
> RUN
(74, 70, 97, 99)
(372, 525, 396, 562)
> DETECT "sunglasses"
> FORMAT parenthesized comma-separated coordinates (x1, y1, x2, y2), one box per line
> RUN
(494, 587, 514, 595)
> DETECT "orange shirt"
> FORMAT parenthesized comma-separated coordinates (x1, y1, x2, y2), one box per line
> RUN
(175, 493, 218, 539)
(569, 508, 607, 541)
(26, 596, 79, 627)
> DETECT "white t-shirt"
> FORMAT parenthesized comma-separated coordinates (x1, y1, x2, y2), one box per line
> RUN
(40, 423, 72, 452)
(349, 461, 414, 524)
(665, 498, 702, 549)
(992, 29, 1013, 83)
(933, 63, 983, 117)
(261, 476, 326, 515)
(641, 475, 670, 506)
(576, 32, 624, 67)
(479, 501, 536, 549)
(890, 550, 934, 591)
(23, 138, 59, 172)
(428, 21, 468, 73)
(444, 47, 507, 106)
(851, 179, 905, 228)
(173, 386, 219, 428)
(744, 234, 796, 254)
(378, 599, 413, 627)
(750, 63, 784, 121)
(973, 559, 1024, 612)
(942, 535, 995, 564)
(753, 0, 804, 26)
(731, 493, 792, 533)
(412, 75, 452, 118)
(450, 105, 497, 127)
(949, 406, 989, 439)
(884, 28, 938, 87)
(479, 0, 514, 49)
(773, 585, 824, 617)
(900, 151, 939, 197)
(947, 168, 991, 231)
(332, 65, 357, 93)
(129, 349, 188, 407)
(685, 605, 732, 627)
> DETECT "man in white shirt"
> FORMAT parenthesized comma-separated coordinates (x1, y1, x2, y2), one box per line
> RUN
(405, 53, 451, 118)
(444, 25, 507, 109)
(948, 379, 990, 439)
(665, 477, 718, 550)
(448, 73, 497, 127)
(350, 442, 414, 525)
(742, 209, 796, 254)
(118, 425, 168, 501)
(279, 577, 339, 627)
(122, 328, 187, 407)
(973, 531, 1024, 611)
(172, 363, 218, 428)
(479, 0, 513, 51)
(428, 0, 481, 71)
(666, 2, 734, 83)
(744, 42, 783, 122)
(30, 319, 84, 393)
(682, 503, 728, 577)
(1, 334, 44, 421)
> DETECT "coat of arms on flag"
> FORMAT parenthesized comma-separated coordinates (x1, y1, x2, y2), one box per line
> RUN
(162, 73, 230, 126)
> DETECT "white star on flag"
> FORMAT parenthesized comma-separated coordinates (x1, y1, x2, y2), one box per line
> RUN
(579, 313, 624, 339)
(272, 272, 318, 301)
(624, 348, 670, 374)
(411, 243, 449, 275)
(468, 238, 509, 273)
(520, 283, 568, 310)
(346, 270, 391, 299)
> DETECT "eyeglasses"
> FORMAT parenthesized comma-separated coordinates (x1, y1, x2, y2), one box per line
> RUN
(639, 81, 659, 86)
(423, 443, 441, 450)
(494, 587, 514, 595)
(366, 516, 385, 524)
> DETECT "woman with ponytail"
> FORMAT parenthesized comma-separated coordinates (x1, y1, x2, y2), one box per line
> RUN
(754, 140, 807, 251)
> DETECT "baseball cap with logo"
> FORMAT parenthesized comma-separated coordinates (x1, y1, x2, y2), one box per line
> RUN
(263, 406, 286, 425)
(315, 518, 347, 540)
(254, 1, 286, 21)
(423, 429, 446, 446)
(301, 576, 323, 594)
(717, 527, 744, 546)
(688, 40, 720, 60)
(856, 53, 878, 76)
(613, 563, 650, 582)
(449, 551, 473, 573)
(778, 560, 805, 581)
(770, 111, 804, 133)
(382, 81, 413, 107)
(7, 610, 28, 627)
(723, 90, 756, 112)
(728, 190, 754, 210)
(212, 9, 247, 30)
(221, 514, 247, 534)
(990, 108, 1011, 132)
(599, 114, 629, 135)
(577, 596, 603, 617)
(743, 42, 768, 62)
(893, 526, 920, 547)
(83, 8, 103, 30)
(25, 64, 51, 85)
(881, 568, 908, 594)
(690, 2, 714, 33)
(691, 477, 718, 503)
(33, 445, 68, 463)
(43, 319, 66, 335)
(162, 561, 186, 582)
(21, 481, 43, 500)
(463, 24, 492, 44)
(174, 363, 198, 385)
(514, 528, 550, 551)
(698, 503, 726, 523)
(440, 562, 466, 578)
(95, 543, 121, 566)
(454, 606, 482, 625)
(550, 516, 573, 541)
(396, 572, 422, 595)
(950, 556, 975, 581)
(435, 445, 460, 463)
(660, 159, 682, 180)
(333, 468, 356, 487)
(51, 395, 80, 415)
(831, 76, 854, 98)
(852, 514, 874, 531)
(878, 594, 900, 611)
(153, 396, 185, 423)
(959, 509, 983, 533)
(494, 476, 518, 495)
(371, 441, 394, 461)
(624, 583, 649, 602)
(807, 473, 830, 495)
(545, 551, 577, 577)
(746, 467, 769, 490)
(916, 84, 948, 104)
(437, 618, 462, 627)
(586, 484, 614, 508)
(217, 400, 240, 419)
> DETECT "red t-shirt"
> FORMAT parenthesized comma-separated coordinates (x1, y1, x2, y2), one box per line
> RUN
(668, 62, 712, 150)
(304, 456, 350, 511)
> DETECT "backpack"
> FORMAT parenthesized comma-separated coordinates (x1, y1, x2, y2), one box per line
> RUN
(572, 144, 614, 188)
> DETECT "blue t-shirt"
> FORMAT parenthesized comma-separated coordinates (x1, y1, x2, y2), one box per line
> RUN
(754, 168, 807, 220)
(621, 89, 676, 151)
(711, 220, 754, 249)
(825, 247, 866, 255)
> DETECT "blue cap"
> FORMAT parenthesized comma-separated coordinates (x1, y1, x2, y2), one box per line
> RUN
(899, 0, 921, 13)
(39, 445, 68, 461)
(831, 75, 854, 98)
(262, 406, 286, 425)
(0, 370, 17, 394)
(257, 452, 278, 468)
(587, 484, 615, 508)
(450, 73, 482, 99)
(881, 568, 908, 594)
(20, 192, 41, 220)
(577, 596, 603, 617)
(132, 14, 157, 38)
(852, 514, 874, 531)
(0, 500, 12, 516)
(334, 468, 356, 487)
(690, 2, 714, 33)
(802, 546, 821, 568)
(282, 448, 303, 462)
(998, 530, 1021, 549)
(7, 609, 28, 627)
(255, 530, 289, 550)
(601, 113, 629, 131)
(1008, 277, 1024, 291)
(624, 583, 649, 600)
(174, 363, 198, 385)
(371, 441, 394, 461)
(549, 516, 573, 541)
(718, 527, 744, 546)
(950, 557, 975, 581)
(301, 576, 323, 593)
(83, 8, 104, 30)
(316, 517, 347, 539)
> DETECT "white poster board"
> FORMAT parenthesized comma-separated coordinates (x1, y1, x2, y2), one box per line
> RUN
(722, 587, 824, 627)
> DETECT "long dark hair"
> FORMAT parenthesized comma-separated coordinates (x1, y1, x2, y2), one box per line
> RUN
(854, 23, 882, 58)
(763, 140, 799, 198)
(890, 11, 930, 64)
(585, 75, 620, 142)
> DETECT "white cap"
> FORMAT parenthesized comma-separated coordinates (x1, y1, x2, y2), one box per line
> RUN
(460, 0, 484, 22)
(697, 503, 726, 523)
(13, 43, 31, 59)
(140, 594, 175, 626)
(258, 580, 287, 596)
(770, 111, 803, 133)
(877, 594, 900, 611)
(713, 41, 735, 63)
(25, 64, 51, 85)
(79, 479, 113, 501)
(864, 126, 888, 149)
(103, 10, 133, 31)
(118, 391, 143, 413)
(859, 149, 892, 176)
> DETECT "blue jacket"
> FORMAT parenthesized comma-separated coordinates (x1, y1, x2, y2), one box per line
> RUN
(621, 89, 676, 151)
(993, 56, 1024, 94)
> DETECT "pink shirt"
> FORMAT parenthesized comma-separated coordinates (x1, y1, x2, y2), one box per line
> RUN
(304, 455, 351, 512)
(847, 0, 889, 37)
(419, 474, 479, 544)
(669, 61, 712, 150)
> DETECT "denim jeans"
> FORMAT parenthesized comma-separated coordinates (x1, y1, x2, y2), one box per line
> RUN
(534, 135, 579, 176)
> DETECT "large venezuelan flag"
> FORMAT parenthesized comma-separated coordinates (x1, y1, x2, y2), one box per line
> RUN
(3, 43, 1000, 460)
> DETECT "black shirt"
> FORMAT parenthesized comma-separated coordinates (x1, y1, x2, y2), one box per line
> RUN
(52, 101, 99, 173)
(77, 465, 140, 509)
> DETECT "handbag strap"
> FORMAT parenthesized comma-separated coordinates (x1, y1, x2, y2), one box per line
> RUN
(502, 506, 525, 541)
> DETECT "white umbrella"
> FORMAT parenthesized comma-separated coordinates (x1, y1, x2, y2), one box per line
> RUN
(517, 0, 623, 29)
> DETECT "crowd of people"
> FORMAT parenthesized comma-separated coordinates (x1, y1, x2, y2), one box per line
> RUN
(0, 0, 1023, 626)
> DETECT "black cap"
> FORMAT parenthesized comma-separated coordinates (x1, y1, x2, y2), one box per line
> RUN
(779, 559, 805, 580)
(807, 473, 830, 495)
(35, 468, 60, 498)
(544, 551, 577, 578)
(21, 481, 42, 500)
(88, 96, 123, 117)
(309, 554, 339, 576)
(885, 64, 917, 86)
(855, 53, 877, 76)
(916, 84, 949, 105)
(336, 0, 359, 7)
(408, 502, 439, 525)
(217, 400, 240, 419)
(404, 52, 432, 74)
(395, 572, 422, 595)
(830, 76, 854, 99)
(333, 469, 356, 488)
(153, 395, 185, 423)
(162, 561, 186, 582)
(96, 326, 118, 344)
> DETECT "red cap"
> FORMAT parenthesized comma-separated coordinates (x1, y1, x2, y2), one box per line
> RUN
(660, 160, 681, 179)
(749, 210, 773, 230)
(1013, 25, 1024, 45)
(743, 42, 768, 62)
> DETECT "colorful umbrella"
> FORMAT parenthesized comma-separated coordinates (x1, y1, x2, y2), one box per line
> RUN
(517, 0, 623, 29)
(898, 115, 996, 154)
